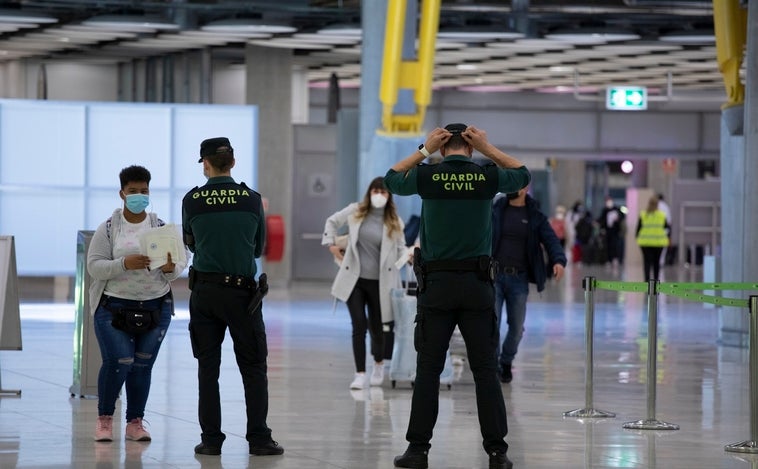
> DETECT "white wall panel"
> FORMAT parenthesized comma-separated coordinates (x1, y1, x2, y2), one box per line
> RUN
(0, 100, 85, 186)
(0, 190, 84, 275)
(172, 106, 257, 191)
(0, 99, 257, 275)
(87, 105, 172, 188)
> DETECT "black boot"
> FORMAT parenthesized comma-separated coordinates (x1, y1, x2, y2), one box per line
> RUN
(500, 363, 513, 384)
(489, 450, 513, 469)
(394, 448, 429, 468)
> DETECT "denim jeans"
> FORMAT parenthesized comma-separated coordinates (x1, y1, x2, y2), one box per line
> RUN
(493, 271, 529, 367)
(93, 293, 173, 421)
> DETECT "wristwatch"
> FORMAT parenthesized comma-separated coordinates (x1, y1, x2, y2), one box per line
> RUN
(418, 144, 430, 157)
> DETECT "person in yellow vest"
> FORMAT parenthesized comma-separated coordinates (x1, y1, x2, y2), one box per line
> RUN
(635, 195, 670, 282)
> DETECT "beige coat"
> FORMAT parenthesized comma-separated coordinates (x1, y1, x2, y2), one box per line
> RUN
(322, 203, 407, 323)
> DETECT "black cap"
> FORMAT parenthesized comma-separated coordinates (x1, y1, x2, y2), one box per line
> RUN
(199, 137, 234, 163)
(444, 123, 467, 135)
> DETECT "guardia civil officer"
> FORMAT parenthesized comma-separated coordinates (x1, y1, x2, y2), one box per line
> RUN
(182, 137, 283, 458)
(385, 123, 530, 469)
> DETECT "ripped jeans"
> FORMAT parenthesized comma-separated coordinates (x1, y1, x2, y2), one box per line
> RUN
(93, 293, 173, 421)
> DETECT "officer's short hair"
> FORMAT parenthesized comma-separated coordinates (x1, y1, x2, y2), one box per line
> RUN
(198, 136, 234, 171)
(444, 122, 468, 149)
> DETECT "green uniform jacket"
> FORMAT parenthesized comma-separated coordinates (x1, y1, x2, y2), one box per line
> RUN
(385, 155, 530, 261)
(182, 176, 265, 277)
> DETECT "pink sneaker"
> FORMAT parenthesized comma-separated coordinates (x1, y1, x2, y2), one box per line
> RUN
(125, 418, 151, 441)
(94, 415, 113, 442)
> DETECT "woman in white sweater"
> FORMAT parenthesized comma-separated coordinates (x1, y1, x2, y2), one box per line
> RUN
(322, 177, 407, 389)
(87, 165, 188, 443)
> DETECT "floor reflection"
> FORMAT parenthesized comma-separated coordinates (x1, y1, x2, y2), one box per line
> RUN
(0, 263, 754, 468)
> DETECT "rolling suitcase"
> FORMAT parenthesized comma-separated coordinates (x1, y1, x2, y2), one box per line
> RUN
(389, 273, 453, 390)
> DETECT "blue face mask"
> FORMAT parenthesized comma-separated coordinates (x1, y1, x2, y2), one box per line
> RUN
(124, 193, 149, 214)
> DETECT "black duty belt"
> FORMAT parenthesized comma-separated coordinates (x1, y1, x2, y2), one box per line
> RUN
(501, 266, 523, 275)
(193, 269, 257, 290)
(424, 257, 481, 273)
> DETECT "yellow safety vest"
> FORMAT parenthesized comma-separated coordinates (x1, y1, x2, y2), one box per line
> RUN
(637, 210, 669, 247)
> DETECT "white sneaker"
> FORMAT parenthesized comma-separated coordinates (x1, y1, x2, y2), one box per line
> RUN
(350, 372, 366, 390)
(370, 363, 384, 386)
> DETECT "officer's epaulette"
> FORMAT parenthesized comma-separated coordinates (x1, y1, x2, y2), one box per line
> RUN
(239, 181, 262, 196)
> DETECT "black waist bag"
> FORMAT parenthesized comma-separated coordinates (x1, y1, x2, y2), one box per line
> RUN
(111, 308, 161, 334)
(102, 294, 166, 335)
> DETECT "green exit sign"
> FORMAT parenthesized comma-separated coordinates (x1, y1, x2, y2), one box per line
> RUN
(606, 86, 647, 110)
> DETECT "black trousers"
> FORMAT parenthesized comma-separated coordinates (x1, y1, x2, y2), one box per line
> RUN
(188, 281, 272, 447)
(346, 278, 384, 372)
(641, 246, 664, 282)
(406, 270, 508, 454)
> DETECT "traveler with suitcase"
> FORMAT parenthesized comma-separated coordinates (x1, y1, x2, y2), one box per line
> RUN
(323, 177, 407, 390)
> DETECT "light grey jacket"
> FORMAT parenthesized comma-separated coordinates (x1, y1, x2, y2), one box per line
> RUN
(87, 209, 188, 315)
(322, 203, 406, 323)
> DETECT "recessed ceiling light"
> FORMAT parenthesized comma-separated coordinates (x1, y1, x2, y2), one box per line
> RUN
(316, 23, 362, 37)
(456, 63, 479, 70)
(81, 14, 179, 31)
(659, 29, 715, 44)
(0, 23, 35, 33)
(438, 26, 524, 41)
(457, 85, 521, 93)
(545, 28, 640, 44)
(292, 33, 359, 44)
(0, 9, 58, 24)
(202, 18, 296, 34)
(249, 38, 333, 50)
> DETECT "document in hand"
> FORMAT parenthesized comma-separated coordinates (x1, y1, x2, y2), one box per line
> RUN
(138, 224, 187, 270)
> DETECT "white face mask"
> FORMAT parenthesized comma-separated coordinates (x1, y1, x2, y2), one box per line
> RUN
(370, 193, 388, 209)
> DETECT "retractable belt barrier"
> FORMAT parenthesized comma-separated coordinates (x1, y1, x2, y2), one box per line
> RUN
(564, 277, 758, 454)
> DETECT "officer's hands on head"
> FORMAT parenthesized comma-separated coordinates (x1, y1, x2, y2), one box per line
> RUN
(460, 126, 489, 151)
(425, 125, 490, 155)
(423, 127, 452, 154)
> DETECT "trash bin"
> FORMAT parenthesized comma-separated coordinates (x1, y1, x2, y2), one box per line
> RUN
(69, 230, 99, 398)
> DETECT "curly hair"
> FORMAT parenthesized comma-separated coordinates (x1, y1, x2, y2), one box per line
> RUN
(119, 165, 151, 189)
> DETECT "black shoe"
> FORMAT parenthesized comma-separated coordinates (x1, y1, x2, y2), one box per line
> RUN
(249, 440, 284, 456)
(194, 443, 221, 456)
(500, 363, 513, 384)
(489, 450, 513, 469)
(394, 449, 428, 468)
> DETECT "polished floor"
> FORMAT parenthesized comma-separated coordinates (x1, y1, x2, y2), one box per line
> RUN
(2, 263, 758, 469)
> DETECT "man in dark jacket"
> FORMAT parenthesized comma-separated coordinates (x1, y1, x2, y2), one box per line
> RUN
(492, 187, 567, 383)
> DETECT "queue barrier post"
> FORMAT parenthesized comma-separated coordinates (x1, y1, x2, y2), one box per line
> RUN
(563, 276, 615, 419)
(622, 280, 679, 431)
(725, 295, 758, 453)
